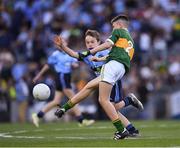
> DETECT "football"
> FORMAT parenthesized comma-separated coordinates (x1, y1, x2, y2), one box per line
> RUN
(32, 83, 50, 100)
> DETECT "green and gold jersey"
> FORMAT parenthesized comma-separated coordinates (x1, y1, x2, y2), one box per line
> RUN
(106, 28, 134, 73)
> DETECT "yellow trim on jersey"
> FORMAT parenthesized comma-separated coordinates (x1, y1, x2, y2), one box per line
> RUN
(115, 38, 134, 60)
(129, 48, 134, 60)
(115, 38, 129, 48)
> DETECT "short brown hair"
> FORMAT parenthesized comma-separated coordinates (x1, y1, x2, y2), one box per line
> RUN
(111, 14, 129, 24)
(85, 29, 100, 42)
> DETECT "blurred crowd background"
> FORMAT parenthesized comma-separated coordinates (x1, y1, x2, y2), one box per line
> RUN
(0, 0, 180, 123)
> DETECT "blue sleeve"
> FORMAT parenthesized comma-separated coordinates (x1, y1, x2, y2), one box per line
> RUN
(47, 54, 57, 65)
(71, 57, 78, 63)
(101, 50, 109, 56)
(97, 49, 109, 57)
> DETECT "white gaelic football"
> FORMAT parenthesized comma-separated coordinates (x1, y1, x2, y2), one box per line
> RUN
(33, 83, 50, 100)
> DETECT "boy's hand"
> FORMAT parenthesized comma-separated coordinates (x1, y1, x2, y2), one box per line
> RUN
(53, 35, 63, 47)
(78, 50, 91, 61)
(90, 56, 100, 62)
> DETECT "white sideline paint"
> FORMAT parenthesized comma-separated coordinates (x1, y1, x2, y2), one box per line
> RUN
(1, 135, 13, 138)
(0, 133, 8, 137)
(16, 136, 44, 139)
(53, 126, 112, 131)
(1, 135, 44, 139)
(0, 129, 44, 139)
(56, 136, 112, 140)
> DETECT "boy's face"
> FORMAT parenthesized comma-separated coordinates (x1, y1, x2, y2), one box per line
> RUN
(112, 21, 122, 30)
(85, 35, 100, 49)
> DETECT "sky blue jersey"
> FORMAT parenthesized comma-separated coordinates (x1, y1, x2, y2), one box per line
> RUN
(80, 49, 110, 76)
(48, 50, 77, 73)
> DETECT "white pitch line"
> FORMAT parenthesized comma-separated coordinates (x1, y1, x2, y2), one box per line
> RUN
(1, 124, 179, 140)
(53, 126, 112, 131)
(0, 130, 44, 139)
(0, 133, 9, 137)
(56, 136, 180, 140)
(55, 136, 169, 140)
(0, 134, 44, 139)
(15, 136, 44, 139)
(56, 136, 112, 140)
(13, 130, 27, 134)
(0, 133, 174, 140)
(0, 132, 10, 135)
(1, 135, 13, 138)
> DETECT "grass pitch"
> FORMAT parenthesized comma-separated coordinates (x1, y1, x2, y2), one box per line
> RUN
(0, 120, 180, 147)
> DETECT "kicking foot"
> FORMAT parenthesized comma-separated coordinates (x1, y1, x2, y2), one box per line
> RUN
(54, 108, 65, 118)
(128, 129, 140, 137)
(78, 119, 95, 127)
(113, 129, 129, 140)
(128, 93, 144, 111)
(32, 113, 40, 127)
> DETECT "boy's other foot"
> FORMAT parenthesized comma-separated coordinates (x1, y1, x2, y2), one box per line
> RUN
(113, 129, 129, 140)
(128, 93, 144, 111)
(78, 119, 95, 127)
(54, 108, 65, 118)
(32, 113, 40, 127)
(128, 129, 140, 137)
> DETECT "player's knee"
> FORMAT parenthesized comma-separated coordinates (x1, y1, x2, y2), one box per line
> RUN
(98, 97, 105, 105)
(98, 97, 102, 104)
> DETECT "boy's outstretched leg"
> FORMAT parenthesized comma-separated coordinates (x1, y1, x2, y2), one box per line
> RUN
(55, 77, 99, 118)
(63, 88, 95, 126)
(98, 81, 128, 140)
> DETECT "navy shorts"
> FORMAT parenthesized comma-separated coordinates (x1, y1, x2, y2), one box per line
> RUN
(110, 80, 123, 103)
(55, 72, 72, 91)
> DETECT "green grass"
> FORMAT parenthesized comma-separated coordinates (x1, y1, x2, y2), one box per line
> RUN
(0, 120, 180, 147)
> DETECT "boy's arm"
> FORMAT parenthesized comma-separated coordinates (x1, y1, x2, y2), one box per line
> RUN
(90, 29, 120, 55)
(33, 64, 49, 83)
(53, 35, 79, 59)
(59, 44, 79, 59)
(90, 55, 109, 62)
(90, 41, 112, 55)
(75, 41, 112, 60)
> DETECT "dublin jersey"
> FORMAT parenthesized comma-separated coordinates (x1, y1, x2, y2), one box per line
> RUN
(79, 49, 109, 76)
(47, 50, 77, 73)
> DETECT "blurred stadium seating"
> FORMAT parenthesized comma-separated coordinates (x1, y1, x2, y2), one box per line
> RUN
(0, 0, 179, 122)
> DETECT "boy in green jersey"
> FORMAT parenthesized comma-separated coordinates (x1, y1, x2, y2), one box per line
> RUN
(55, 15, 137, 140)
